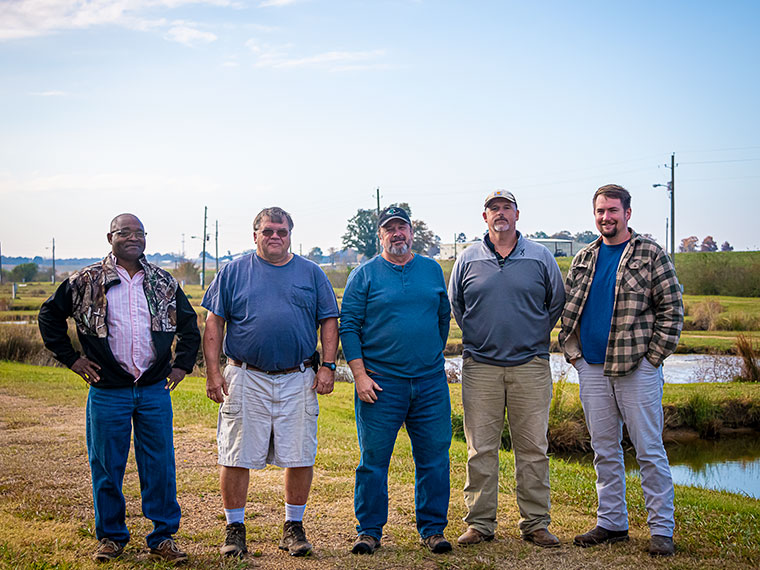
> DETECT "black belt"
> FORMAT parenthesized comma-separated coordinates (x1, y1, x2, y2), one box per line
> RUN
(227, 358, 314, 376)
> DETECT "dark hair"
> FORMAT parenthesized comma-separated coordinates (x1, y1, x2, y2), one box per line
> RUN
(253, 207, 294, 231)
(593, 184, 631, 211)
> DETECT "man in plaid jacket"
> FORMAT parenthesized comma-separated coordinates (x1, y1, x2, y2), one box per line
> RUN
(559, 184, 683, 557)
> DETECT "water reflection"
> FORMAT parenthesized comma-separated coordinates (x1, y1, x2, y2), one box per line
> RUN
(558, 438, 760, 499)
(445, 354, 743, 384)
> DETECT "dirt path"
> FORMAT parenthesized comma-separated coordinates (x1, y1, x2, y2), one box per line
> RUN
(0, 392, 753, 569)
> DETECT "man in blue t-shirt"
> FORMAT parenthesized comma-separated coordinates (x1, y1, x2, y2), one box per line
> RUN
(340, 206, 453, 556)
(202, 207, 339, 558)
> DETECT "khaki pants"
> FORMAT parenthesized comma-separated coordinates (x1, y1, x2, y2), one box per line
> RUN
(462, 356, 553, 535)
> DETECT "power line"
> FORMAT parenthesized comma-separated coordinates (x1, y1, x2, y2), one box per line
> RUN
(679, 158, 760, 165)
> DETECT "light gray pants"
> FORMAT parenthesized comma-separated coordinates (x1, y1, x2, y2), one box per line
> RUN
(576, 357, 675, 537)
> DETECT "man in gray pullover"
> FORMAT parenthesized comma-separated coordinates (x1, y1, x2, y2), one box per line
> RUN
(448, 190, 565, 548)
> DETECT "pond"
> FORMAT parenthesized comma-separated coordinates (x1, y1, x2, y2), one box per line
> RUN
(560, 437, 760, 500)
(443, 354, 744, 384)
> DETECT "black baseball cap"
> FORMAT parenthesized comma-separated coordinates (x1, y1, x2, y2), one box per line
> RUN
(378, 206, 411, 228)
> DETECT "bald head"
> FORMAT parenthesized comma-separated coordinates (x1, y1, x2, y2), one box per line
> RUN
(110, 213, 143, 232)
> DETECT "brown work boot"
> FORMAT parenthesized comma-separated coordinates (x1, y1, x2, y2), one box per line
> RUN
(279, 520, 313, 556)
(457, 527, 494, 546)
(421, 534, 452, 553)
(93, 538, 124, 563)
(149, 538, 188, 564)
(351, 534, 381, 555)
(522, 528, 560, 548)
(220, 522, 247, 557)
(649, 535, 675, 556)
(573, 526, 629, 547)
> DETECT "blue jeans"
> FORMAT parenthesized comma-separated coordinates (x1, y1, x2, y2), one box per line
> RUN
(86, 381, 181, 548)
(354, 370, 451, 540)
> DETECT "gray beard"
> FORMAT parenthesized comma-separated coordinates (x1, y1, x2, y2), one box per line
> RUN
(389, 242, 410, 256)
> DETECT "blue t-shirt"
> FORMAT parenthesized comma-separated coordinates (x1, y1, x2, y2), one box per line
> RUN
(202, 254, 339, 370)
(339, 254, 450, 379)
(579, 241, 628, 364)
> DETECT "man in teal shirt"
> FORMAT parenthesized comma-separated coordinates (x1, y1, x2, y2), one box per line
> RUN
(340, 206, 452, 555)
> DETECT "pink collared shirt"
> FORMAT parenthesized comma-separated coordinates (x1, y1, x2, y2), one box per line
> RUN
(106, 264, 157, 381)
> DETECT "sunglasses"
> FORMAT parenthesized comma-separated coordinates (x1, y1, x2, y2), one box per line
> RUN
(260, 228, 289, 238)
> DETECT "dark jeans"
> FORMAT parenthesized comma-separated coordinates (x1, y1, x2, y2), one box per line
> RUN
(354, 369, 451, 539)
(86, 381, 181, 548)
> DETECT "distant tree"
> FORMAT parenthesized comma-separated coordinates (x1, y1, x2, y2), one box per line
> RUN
(550, 230, 573, 240)
(700, 236, 718, 252)
(528, 231, 548, 239)
(327, 247, 338, 264)
(308, 247, 324, 262)
(173, 261, 200, 284)
(455, 232, 468, 243)
(573, 230, 598, 244)
(411, 220, 435, 255)
(721, 241, 734, 252)
(426, 235, 442, 257)
(679, 236, 699, 252)
(35, 267, 53, 282)
(10, 263, 39, 282)
(342, 208, 379, 258)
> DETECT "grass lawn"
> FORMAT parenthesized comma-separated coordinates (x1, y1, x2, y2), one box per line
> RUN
(0, 362, 759, 569)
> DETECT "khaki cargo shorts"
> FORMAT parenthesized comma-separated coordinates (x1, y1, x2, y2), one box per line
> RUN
(217, 364, 319, 469)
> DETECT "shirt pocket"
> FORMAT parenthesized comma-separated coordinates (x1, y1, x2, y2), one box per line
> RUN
(291, 285, 316, 311)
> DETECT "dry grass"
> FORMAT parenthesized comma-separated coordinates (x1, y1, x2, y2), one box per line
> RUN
(1, 365, 760, 569)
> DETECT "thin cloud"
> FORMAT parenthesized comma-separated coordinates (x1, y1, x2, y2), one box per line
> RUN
(0, 0, 230, 42)
(245, 40, 388, 71)
(259, 0, 302, 7)
(29, 91, 68, 97)
(165, 24, 217, 46)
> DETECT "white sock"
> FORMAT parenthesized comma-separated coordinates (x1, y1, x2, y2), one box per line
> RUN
(285, 502, 306, 522)
(224, 507, 245, 525)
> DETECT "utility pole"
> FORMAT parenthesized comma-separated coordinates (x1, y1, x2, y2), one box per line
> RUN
(666, 153, 676, 257)
(51, 237, 56, 284)
(664, 218, 669, 256)
(375, 187, 381, 255)
(181, 233, 186, 260)
(453, 233, 457, 259)
(0, 241, 3, 284)
(215, 220, 219, 276)
(201, 206, 208, 290)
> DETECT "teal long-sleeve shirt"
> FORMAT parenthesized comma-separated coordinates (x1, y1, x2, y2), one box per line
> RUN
(339, 254, 450, 379)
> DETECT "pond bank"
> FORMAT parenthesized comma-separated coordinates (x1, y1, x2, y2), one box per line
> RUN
(451, 381, 760, 453)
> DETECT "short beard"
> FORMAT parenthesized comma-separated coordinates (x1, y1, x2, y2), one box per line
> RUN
(389, 242, 410, 256)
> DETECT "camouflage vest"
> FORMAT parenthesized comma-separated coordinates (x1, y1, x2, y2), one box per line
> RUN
(69, 253, 178, 338)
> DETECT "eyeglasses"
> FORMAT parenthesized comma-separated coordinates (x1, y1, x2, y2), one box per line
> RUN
(260, 228, 289, 238)
(112, 230, 147, 239)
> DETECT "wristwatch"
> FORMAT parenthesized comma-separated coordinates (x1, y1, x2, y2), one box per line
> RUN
(321, 361, 337, 371)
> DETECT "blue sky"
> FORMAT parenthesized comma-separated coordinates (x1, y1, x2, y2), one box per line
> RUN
(1, 0, 759, 259)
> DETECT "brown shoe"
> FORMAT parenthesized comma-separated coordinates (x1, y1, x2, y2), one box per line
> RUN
(573, 526, 629, 547)
(457, 527, 494, 546)
(149, 538, 188, 564)
(522, 528, 560, 548)
(421, 534, 452, 554)
(93, 538, 124, 563)
(649, 535, 675, 557)
(351, 534, 381, 555)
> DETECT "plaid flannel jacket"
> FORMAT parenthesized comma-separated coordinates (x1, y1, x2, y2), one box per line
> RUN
(559, 230, 683, 377)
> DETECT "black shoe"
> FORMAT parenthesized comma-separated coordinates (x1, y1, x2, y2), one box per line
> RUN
(93, 538, 124, 563)
(279, 520, 313, 556)
(351, 534, 381, 555)
(422, 534, 452, 554)
(649, 535, 675, 556)
(220, 522, 247, 557)
(573, 526, 629, 548)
